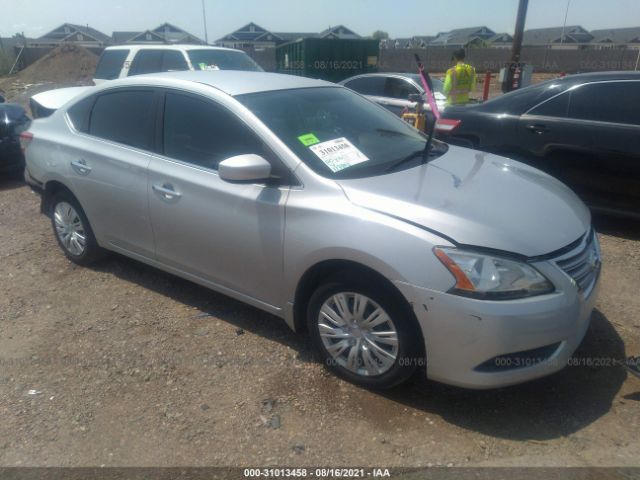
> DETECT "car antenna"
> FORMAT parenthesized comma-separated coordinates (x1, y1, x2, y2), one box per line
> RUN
(414, 53, 440, 163)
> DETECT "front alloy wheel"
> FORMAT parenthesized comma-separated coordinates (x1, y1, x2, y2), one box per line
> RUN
(318, 292, 399, 376)
(308, 275, 423, 389)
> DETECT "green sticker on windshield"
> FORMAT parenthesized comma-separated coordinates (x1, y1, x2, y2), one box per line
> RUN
(298, 133, 320, 147)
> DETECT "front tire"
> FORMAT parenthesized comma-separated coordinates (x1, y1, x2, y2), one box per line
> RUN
(307, 274, 423, 389)
(50, 192, 104, 265)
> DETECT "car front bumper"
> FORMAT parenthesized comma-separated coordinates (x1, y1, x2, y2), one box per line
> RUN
(395, 252, 601, 389)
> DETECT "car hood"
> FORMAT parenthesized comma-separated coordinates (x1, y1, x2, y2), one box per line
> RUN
(335, 146, 590, 257)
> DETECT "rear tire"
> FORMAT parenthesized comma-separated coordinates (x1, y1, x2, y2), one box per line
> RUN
(307, 273, 423, 389)
(50, 191, 104, 265)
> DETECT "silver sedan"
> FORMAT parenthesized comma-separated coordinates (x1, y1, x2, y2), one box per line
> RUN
(23, 71, 600, 389)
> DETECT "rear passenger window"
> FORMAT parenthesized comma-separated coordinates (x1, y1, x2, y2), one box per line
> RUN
(162, 93, 263, 170)
(129, 50, 163, 76)
(67, 95, 95, 133)
(343, 77, 386, 96)
(89, 90, 156, 150)
(528, 92, 569, 117)
(94, 50, 129, 80)
(568, 82, 640, 125)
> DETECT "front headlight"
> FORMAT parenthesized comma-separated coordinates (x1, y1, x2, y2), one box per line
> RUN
(433, 247, 554, 300)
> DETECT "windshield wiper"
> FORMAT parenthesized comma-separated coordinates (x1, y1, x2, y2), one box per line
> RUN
(375, 128, 413, 138)
(385, 146, 434, 173)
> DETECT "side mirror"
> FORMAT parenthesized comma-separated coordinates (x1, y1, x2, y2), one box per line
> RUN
(0, 94, 5, 103)
(218, 154, 272, 183)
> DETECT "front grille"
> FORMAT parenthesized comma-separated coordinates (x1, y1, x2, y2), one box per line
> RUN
(555, 230, 600, 297)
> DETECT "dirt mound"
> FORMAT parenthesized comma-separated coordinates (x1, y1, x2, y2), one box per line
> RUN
(11, 43, 97, 85)
(0, 43, 98, 110)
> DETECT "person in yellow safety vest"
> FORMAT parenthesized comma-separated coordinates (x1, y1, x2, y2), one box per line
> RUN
(442, 48, 476, 105)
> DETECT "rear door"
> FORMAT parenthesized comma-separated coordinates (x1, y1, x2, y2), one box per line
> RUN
(65, 89, 157, 257)
(147, 90, 290, 307)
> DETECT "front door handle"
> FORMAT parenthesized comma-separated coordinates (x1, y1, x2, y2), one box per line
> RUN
(525, 124, 548, 134)
(70, 159, 91, 175)
(152, 183, 182, 200)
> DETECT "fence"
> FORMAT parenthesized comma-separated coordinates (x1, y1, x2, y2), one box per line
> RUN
(6, 44, 640, 76)
(378, 46, 640, 73)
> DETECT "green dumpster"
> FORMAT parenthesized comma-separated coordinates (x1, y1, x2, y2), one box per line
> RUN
(276, 38, 379, 83)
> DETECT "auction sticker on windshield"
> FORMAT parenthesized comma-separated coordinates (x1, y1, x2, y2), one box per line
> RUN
(309, 137, 369, 173)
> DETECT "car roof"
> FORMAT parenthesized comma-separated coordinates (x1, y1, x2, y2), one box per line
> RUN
(104, 71, 339, 96)
(104, 44, 242, 53)
(557, 71, 640, 84)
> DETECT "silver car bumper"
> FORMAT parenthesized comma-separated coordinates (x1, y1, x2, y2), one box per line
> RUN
(396, 234, 601, 389)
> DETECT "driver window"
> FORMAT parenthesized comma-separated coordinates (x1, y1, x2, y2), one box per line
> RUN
(384, 77, 419, 100)
(163, 92, 266, 170)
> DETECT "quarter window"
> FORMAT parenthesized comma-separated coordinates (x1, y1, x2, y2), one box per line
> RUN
(162, 93, 264, 170)
(568, 81, 640, 125)
(67, 95, 95, 133)
(89, 90, 156, 150)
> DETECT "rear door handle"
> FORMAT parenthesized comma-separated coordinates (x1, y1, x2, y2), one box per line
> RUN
(152, 183, 182, 200)
(70, 159, 91, 175)
(526, 124, 548, 134)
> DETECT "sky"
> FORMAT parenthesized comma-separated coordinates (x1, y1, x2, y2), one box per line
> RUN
(1, 0, 639, 41)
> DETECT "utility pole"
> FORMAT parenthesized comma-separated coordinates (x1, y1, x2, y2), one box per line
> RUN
(503, 0, 528, 92)
(509, 0, 528, 65)
(560, 0, 572, 45)
(201, 0, 209, 44)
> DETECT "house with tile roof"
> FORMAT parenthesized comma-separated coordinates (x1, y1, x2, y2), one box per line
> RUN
(589, 27, 640, 49)
(112, 23, 205, 45)
(523, 25, 593, 48)
(29, 23, 112, 47)
(429, 26, 496, 47)
(216, 22, 360, 49)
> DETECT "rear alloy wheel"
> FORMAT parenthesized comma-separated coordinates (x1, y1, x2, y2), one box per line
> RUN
(308, 277, 422, 389)
(50, 192, 104, 265)
(53, 202, 87, 257)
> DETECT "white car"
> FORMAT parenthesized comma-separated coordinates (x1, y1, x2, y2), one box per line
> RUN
(93, 44, 263, 84)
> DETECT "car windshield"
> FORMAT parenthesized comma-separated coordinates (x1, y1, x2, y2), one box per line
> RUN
(407, 74, 444, 93)
(237, 87, 444, 179)
(188, 50, 263, 72)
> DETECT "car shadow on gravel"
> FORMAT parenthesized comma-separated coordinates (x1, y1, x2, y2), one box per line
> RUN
(0, 177, 25, 192)
(89, 254, 314, 358)
(89, 254, 626, 442)
(382, 308, 628, 441)
(593, 213, 640, 241)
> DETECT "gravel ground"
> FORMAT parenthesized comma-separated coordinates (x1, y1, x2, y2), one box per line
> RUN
(0, 179, 639, 467)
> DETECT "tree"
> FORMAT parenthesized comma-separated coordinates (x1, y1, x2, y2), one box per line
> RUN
(372, 30, 389, 40)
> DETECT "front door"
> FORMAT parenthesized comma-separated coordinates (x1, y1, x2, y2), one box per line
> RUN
(147, 91, 289, 308)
